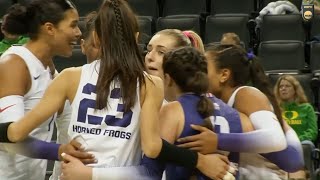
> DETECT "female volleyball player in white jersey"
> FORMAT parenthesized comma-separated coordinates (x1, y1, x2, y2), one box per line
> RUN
(65, 29, 303, 180)
(0, 0, 85, 179)
(0, 0, 231, 180)
(177, 44, 304, 179)
(141, 30, 302, 179)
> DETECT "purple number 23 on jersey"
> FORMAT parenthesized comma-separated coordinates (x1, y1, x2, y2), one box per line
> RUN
(77, 83, 133, 127)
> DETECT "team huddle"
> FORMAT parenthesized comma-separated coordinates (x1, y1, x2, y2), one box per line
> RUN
(0, 0, 305, 180)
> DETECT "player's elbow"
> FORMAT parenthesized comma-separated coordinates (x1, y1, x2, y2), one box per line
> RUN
(7, 123, 25, 142)
(271, 133, 287, 152)
(142, 139, 162, 158)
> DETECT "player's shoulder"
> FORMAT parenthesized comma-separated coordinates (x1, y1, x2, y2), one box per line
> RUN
(0, 53, 26, 70)
(59, 67, 82, 77)
(144, 73, 163, 87)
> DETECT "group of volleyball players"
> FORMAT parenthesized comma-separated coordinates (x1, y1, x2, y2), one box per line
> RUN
(0, 0, 304, 180)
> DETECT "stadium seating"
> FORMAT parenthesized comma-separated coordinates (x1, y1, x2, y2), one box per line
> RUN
(138, 16, 154, 45)
(53, 46, 87, 72)
(258, 40, 305, 72)
(127, 0, 159, 18)
(205, 14, 250, 47)
(156, 15, 202, 37)
(259, 14, 305, 42)
(162, 0, 207, 17)
(210, 0, 255, 15)
(72, 0, 101, 17)
(302, 141, 319, 180)
(311, 15, 320, 40)
(310, 42, 320, 74)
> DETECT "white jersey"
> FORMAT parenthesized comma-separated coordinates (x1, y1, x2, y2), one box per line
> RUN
(0, 46, 55, 180)
(68, 60, 142, 168)
(228, 86, 287, 180)
(50, 101, 72, 180)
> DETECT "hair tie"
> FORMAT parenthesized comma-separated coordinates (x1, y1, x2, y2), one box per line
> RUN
(182, 31, 197, 47)
(246, 51, 254, 63)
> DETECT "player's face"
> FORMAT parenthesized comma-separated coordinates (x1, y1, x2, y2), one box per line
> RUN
(52, 9, 81, 57)
(145, 34, 176, 79)
(279, 79, 295, 102)
(206, 53, 224, 96)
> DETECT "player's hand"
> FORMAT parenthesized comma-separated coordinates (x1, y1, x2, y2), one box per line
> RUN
(58, 140, 96, 164)
(60, 153, 92, 180)
(177, 124, 218, 154)
(197, 153, 235, 180)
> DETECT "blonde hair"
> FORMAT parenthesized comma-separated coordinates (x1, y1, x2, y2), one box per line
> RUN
(220, 32, 241, 46)
(156, 29, 191, 47)
(182, 30, 205, 53)
(274, 75, 308, 105)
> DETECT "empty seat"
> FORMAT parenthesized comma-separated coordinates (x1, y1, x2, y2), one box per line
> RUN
(205, 14, 249, 47)
(210, 0, 255, 15)
(302, 141, 317, 180)
(162, 0, 207, 17)
(311, 15, 320, 39)
(310, 42, 320, 73)
(53, 46, 87, 72)
(156, 15, 202, 37)
(127, 0, 159, 18)
(260, 14, 305, 42)
(258, 40, 305, 72)
(138, 16, 154, 45)
(268, 73, 314, 104)
(73, 0, 101, 17)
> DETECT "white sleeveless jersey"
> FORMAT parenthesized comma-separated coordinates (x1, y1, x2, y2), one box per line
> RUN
(228, 86, 287, 180)
(0, 46, 55, 180)
(50, 101, 72, 180)
(68, 60, 142, 168)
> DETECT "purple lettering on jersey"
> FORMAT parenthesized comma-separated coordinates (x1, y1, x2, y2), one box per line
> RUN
(77, 83, 133, 128)
(105, 104, 133, 127)
(78, 98, 104, 124)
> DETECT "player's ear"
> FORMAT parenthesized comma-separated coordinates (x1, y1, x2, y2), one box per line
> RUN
(92, 30, 100, 48)
(80, 39, 86, 55)
(135, 32, 139, 42)
(164, 73, 174, 87)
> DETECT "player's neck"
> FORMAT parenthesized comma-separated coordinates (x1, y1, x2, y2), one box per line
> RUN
(24, 40, 53, 69)
(220, 86, 237, 104)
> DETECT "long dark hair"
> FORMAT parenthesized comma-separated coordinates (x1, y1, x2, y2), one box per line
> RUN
(3, 0, 75, 39)
(163, 47, 214, 129)
(95, 0, 145, 111)
(205, 44, 283, 127)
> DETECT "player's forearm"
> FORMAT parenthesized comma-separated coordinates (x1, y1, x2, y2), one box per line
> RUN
(217, 111, 287, 153)
(262, 129, 304, 172)
(2, 136, 60, 160)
